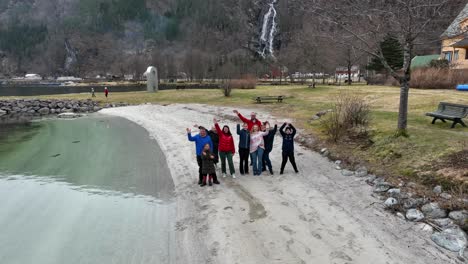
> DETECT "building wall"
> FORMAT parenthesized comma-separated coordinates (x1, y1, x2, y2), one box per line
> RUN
(441, 37, 468, 69)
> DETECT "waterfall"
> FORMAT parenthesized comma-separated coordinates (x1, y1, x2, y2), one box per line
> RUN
(258, 0, 278, 58)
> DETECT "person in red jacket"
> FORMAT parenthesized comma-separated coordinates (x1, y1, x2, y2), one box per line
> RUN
(233, 110, 262, 131)
(213, 118, 236, 179)
(104, 87, 109, 98)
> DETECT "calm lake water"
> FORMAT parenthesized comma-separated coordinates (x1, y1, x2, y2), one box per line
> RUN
(0, 115, 176, 264)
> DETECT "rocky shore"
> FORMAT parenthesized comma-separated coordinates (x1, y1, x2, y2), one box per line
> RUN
(0, 99, 130, 121)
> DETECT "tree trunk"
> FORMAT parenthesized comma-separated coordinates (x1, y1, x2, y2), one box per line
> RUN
(396, 41, 412, 133)
(397, 78, 409, 131)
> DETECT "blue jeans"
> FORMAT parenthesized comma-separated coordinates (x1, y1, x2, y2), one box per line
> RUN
(251, 148, 264, 175)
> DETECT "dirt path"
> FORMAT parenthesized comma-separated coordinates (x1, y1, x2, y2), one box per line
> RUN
(101, 104, 460, 264)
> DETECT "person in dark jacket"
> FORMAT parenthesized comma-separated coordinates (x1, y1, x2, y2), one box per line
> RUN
(279, 123, 299, 174)
(201, 143, 220, 186)
(262, 121, 277, 174)
(187, 127, 213, 184)
(237, 123, 250, 175)
(195, 124, 219, 166)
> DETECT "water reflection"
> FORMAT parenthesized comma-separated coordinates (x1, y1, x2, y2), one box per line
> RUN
(0, 174, 176, 264)
(0, 115, 175, 200)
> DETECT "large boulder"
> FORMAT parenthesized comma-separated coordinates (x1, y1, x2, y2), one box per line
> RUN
(431, 218, 456, 229)
(431, 228, 467, 255)
(373, 182, 392, 193)
(406, 209, 425, 222)
(38, 107, 50, 115)
(421, 203, 447, 219)
(449, 210, 468, 226)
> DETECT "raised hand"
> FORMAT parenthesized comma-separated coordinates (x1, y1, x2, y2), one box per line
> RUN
(186, 128, 191, 133)
(213, 118, 218, 123)
(233, 110, 239, 114)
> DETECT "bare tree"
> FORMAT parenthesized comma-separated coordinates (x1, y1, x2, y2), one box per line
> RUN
(314, 0, 453, 134)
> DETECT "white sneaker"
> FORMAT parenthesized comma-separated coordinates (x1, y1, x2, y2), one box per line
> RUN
(232, 174, 236, 179)
(222, 173, 227, 178)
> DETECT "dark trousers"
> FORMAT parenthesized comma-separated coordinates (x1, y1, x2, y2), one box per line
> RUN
(202, 173, 219, 185)
(239, 148, 250, 174)
(213, 149, 219, 164)
(262, 150, 272, 172)
(197, 155, 203, 183)
(280, 151, 298, 173)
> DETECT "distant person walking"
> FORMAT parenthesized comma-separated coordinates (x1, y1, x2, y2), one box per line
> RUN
(250, 124, 269, 176)
(200, 143, 220, 186)
(237, 123, 250, 175)
(262, 121, 277, 174)
(104, 87, 109, 98)
(233, 110, 262, 131)
(187, 126, 213, 185)
(213, 118, 236, 179)
(91, 87, 96, 97)
(279, 123, 299, 174)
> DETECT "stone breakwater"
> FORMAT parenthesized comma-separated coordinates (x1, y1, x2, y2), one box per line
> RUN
(0, 99, 130, 118)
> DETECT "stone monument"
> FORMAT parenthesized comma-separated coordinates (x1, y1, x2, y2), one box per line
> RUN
(144, 66, 158, 92)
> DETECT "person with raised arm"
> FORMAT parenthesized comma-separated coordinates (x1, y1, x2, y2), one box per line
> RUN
(233, 110, 262, 131)
(262, 121, 277, 174)
(236, 123, 250, 175)
(194, 124, 219, 167)
(249, 124, 269, 176)
(279, 122, 299, 174)
(187, 126, 213, 185)
(213, 118, 236, 179)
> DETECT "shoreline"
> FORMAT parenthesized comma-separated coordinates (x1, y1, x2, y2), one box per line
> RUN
(101, 104, 460, 264)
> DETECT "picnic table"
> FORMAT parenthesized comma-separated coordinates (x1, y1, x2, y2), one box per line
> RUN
(253, 96, 284, 103)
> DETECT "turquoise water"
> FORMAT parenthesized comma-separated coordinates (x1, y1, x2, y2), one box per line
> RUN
(0, 115, 176, 264)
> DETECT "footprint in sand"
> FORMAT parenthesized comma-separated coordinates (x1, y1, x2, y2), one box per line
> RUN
(210, 241, 220, 256)
(329, 251, 353, 262)
(310, 231, 322, 240)
(280, 225, 296, 235)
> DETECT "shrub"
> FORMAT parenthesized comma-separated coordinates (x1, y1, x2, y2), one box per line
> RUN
(224, 75, 257, 89)
(221, 81, 232, 97)
(321, 92, 371, 142)
(410, 68, 468, 89)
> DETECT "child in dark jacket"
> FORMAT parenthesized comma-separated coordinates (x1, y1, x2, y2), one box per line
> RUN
(237, 123, 250, 175)
(201, 143, 220, 186)
(279, 123, 299, 174)
(262, 121, 277, 174)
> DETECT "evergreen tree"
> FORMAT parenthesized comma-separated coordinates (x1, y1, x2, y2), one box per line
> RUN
(367, 35, 403, 72)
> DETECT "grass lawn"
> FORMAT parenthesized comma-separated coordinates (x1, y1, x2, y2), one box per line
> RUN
(4, 84, 468, 190)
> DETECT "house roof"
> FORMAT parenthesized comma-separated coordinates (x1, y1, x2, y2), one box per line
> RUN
(452, 38, 468, 48)
(411, 55, 440, 69)
(441, 4, 468, 38)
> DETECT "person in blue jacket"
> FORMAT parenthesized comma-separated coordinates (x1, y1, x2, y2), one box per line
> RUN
(187, 126, 213, 185)
(279, 122, 299, 174)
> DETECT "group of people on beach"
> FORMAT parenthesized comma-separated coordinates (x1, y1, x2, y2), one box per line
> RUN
(187, 110, 299, 186)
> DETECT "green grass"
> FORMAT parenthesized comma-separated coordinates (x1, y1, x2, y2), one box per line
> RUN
(3, 84, 468, 187)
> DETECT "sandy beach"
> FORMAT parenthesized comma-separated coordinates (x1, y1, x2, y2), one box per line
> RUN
(101, 104, 460, 264)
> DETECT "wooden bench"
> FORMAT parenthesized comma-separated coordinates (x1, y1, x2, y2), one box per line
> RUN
(426, 102, 468, 128)
(254, 96, 284, 103)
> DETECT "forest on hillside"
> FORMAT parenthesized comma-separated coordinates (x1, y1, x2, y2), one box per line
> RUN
(0, 0, 466, 79)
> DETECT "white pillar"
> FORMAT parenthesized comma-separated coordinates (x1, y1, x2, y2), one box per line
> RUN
(145, 66, 158, 92)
